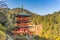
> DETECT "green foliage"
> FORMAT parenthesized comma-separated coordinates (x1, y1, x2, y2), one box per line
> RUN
(56, 37, 60, 40)
(0, 31, 6, 40)
(41, 12, 60, 40)
(0, 24, 6, 31)
(34, 35, 47, 40)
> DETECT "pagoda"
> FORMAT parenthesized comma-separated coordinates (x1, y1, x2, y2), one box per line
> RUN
(11, 7, 32, 36)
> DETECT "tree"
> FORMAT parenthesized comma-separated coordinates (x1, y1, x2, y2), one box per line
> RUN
(0, 24, 6, 31)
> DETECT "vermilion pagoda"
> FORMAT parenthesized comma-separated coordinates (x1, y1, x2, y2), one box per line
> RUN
(11, 13, 33, 36)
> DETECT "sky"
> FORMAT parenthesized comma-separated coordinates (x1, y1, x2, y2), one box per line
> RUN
(1, 0, 60, 15)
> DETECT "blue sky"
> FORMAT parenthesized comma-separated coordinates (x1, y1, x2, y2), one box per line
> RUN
(4, 0, 60, 15)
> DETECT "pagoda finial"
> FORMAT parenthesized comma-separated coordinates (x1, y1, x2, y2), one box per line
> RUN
(21, 4, 24, 13)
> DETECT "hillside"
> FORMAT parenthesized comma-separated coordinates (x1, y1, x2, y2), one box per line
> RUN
(0, 8, 60, 40)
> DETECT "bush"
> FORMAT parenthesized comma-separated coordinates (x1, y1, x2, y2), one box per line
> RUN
(0, 31, 6, 40)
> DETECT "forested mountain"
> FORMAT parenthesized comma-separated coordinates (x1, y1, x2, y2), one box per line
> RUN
(0, 8, 60, 40)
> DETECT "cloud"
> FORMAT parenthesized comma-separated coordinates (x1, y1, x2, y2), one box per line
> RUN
(0, 0, 2, 1)
(0, 0, 5, 1)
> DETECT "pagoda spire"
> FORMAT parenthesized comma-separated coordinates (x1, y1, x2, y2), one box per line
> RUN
(21, 5, 24, 13)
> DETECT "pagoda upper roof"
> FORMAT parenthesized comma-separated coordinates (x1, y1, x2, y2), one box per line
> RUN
(16, 13, 31, 17)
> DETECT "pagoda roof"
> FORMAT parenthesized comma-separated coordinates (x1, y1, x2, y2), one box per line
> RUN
(16, 13, 31, 17)
(16, 26, 31, 28)
(16, 20, 31, 23)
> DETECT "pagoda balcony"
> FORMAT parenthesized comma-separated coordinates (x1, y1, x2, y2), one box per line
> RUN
(11, 30, 29, 34)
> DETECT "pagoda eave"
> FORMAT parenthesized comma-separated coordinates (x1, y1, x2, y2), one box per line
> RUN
(17, 26, 31, 28)
(11, 31, 28, 34)
(15, 15, 30, 17)
(16, 21, 31, 23)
